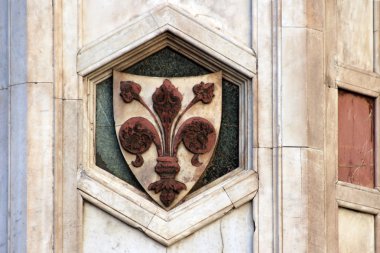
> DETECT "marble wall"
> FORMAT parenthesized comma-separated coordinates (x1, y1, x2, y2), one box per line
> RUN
(1, 0, 379, 252)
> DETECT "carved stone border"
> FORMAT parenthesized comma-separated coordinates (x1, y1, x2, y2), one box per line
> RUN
(78, 4, 257, 246)
(78, 168, 258, 246)
(77, 5, 256, 78)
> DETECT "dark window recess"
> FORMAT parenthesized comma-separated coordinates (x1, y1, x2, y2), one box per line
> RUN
(95, 48, 239, 191)
(338, 89, 375, 188)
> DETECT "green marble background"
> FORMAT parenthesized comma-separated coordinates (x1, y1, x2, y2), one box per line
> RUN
(95, 48, 239, 192)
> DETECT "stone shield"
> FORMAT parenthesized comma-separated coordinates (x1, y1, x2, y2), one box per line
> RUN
(113, 71, 222, 209)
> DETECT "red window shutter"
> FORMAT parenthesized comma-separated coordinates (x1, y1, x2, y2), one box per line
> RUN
(338, 90, 375, 188)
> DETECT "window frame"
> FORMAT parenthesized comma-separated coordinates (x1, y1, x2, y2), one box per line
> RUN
(326, 67, 380, 253)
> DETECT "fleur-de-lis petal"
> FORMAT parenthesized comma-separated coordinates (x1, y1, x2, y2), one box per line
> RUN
(193, 82, 215, 104)
(120, 81, 142, 103)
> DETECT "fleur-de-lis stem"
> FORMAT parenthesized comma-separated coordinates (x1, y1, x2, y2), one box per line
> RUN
(119, 79, 216, 207)
(152, 79, 183, 156)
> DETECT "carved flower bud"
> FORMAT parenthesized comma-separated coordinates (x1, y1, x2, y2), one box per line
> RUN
(120, 81, 142, 103)
(193, 82, 215, 104)
(152, 79, 183, 125)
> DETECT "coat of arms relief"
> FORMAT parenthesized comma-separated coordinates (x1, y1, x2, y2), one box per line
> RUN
(113, 71, 222, 209)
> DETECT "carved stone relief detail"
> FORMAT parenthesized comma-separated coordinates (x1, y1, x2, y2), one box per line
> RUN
(113, 71, 222, 209)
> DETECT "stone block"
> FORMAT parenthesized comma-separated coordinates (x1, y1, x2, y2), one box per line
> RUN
(62, 99, 80, 252)
(25, 82, 54, 252)
(257, 147, 274, 253)
(301, 148, 325, 253)
(306, 0, 324, 30)
(10, 0, 27, 85)
(26, 0, 53, 83)
(306, 29, 324, 149)
(62, 0, 79, 99)
(337, 0, 373, 71)
(9, 84, 28, 253)
(220, 203, 253, 253)
(82, 0, 165, 45)
(83, 203, 166, 253)
(170, 0, 252, 46)
(0, 89, 8, 251)
(282, 0, 307, 27)
(281, 28, 307, 146)
(338, 208, 375, 253)
(0, 0, 8, 89)
(282, 148, 307, 253)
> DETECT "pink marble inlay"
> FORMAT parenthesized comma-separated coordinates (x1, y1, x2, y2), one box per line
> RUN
(338, 90, 375, 188)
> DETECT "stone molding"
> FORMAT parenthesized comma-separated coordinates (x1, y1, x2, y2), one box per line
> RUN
(78, 168, 258, 246)
(77, 5, 256, 78)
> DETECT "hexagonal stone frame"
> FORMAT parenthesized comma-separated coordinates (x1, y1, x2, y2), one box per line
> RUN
(77, 4, 258, 246)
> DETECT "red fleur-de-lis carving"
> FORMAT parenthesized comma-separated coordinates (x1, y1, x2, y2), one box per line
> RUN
(119, 78, 216, 207)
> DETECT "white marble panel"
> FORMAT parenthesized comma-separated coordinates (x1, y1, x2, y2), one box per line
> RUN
(26, 82, 54, 252)
(281, 28, 307, 146)
(10, 0, 27, 85)
(337, 0, 373, 71)
(0, 0, 8, 89)
(302, 148, 325, 253)
(257, 0, 273, 147)
(82, 0, 165, 45)
(83, 202, 253, 252)
(62, 99, 80, 252)
(82, 1, 252, 47)
(26, 0, 53, 82)
(0, 89, 8, 252)
(9, 83, 54, 252)
(282, 0, 324, 30)
(220, 203, 253, 253)
(306, 29, 324, 149)
(166, 218, 223, 253)
(10, 0, 53, 84)
(169, 0, 252, 46)
(62, 1, 79, 99)
(282, 0, 307, 27)
(338, 208, 375, 253)
(257, 147, 274, 253)
(83, 202, 166, 253)
(282, 148, 307, 253)
(9, 84, 28, 253)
